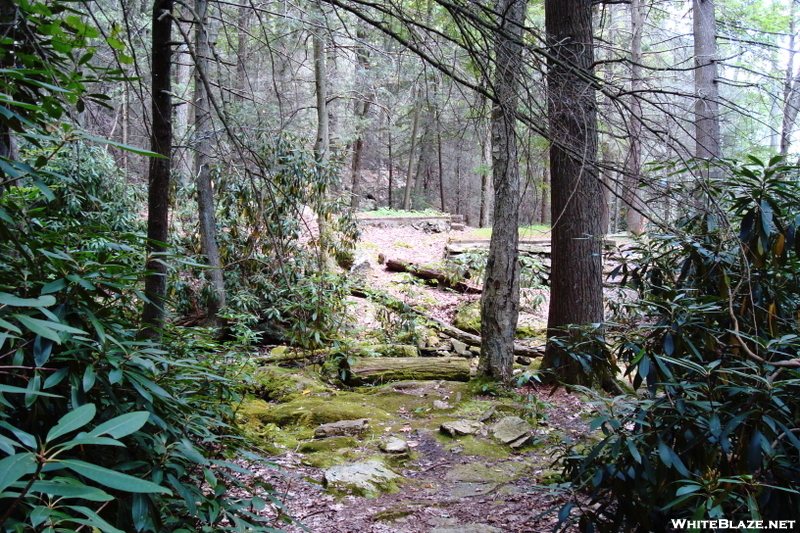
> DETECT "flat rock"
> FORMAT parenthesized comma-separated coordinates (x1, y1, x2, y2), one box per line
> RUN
(451, 339, 470, 356)
(491, 416, 531, 444)
(380, 436, 409, 453)
(433, 400, 452, 410)
(323, 460, 401, 498)
(314, 418, 370, 439)
(440, 419, 484, 437)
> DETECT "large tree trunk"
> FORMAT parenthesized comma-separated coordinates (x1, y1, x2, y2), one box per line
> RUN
(693, 0, 721, 165)
(477, 0, 528, 383)
(140, 0, 174, 340)
(623, 0, 645, 234)
(542, 0, 605, 385)
(194, 0, 226, 325)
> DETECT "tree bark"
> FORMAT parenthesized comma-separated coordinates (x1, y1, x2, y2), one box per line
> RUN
(194, 0, 226, 325)
(542, 0, 605, 385)
(140, 0, 174, 340)
(477, 0, 528, 383)
(693, 0, 721, 165)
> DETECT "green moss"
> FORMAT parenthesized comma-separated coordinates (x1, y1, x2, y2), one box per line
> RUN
(297, 436, 359, 453)
(454, 301, 547, 339)
(253, 366, 330, 402)
(443, 435, 510, 459)
(453, 301, 481, 334)
(242, 394, 395, 428)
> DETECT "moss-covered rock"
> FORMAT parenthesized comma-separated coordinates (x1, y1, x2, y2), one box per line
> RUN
(453, 301, 546, 338)
(298, 436, 359, 453)
(453, 301, 481, 334)
(241, 394, 394, 428)
(323, 460, 402, 498)
(253, 366, 331, 402)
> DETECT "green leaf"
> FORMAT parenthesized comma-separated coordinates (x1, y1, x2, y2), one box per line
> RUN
(46, 403, 96, 443)
(12, 314, 86, 344)
(0, 384, 61, 398)
(0, 293, 56, 307)
(56, 436, 124, 450)
(24, 480, 114, 502)
(675, 483, 702, 497)
(88, 411, 150, 439)
(0, 452, 37, 492)
(60, 460, 172, 494)
(83, 364, 96, 392)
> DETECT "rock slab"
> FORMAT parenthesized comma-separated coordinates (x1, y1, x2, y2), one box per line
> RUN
(314, 418, 370, 438)
(380, 436, 410, 453)
(440, 420, 484, 436)
(491, 416, 531, 445)
(323, 460, 401, 497)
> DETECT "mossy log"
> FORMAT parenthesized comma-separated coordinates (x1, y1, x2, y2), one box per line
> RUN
(384, 259, 482, 294)
(346, 357, 470, 385)
(257, 344, 418, 366)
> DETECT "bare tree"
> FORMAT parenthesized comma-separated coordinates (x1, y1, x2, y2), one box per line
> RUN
(477, 0, 527, 383)
(694, 0, 721, 165)
(140, 0, 174, 340)
(194, 0, 226, 325)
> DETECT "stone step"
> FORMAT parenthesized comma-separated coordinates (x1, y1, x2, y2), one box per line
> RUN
(450, 223, 466, 231)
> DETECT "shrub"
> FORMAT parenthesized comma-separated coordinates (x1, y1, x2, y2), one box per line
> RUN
(561, 157, 800, 532)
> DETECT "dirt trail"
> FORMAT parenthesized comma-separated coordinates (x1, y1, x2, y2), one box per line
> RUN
(242, 224, 592, 533)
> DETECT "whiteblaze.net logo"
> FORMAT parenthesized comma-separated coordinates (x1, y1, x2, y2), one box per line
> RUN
(670, 519, 797, 531)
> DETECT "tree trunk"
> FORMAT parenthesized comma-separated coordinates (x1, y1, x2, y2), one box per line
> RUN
(693, 0, 721, 166)
(542, 0, 605, 385)
(350, 23, 372, 211)
(624, 0, 645, 233)
(312, 1, 334, 270)
(173, 5, 192, 184)
(477, 0, 528, 383)
(403, 88, 421, 210)
(235, 0, 250, 103)
(140, 0, 174, 340)
(194, 0, 226, 325)
(479, 92, 492, 228)
(781, 3, 799, 156)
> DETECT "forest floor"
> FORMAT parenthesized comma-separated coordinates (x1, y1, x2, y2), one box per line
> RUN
(241, 224, 597, 533)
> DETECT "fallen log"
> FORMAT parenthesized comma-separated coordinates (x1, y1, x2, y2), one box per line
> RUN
(350, 289, 544, 358)
(385, 259, 482, 294)
(257, 344, 419, 365)
(346, 357, 470, 385)
(410, 309, 544, 358)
